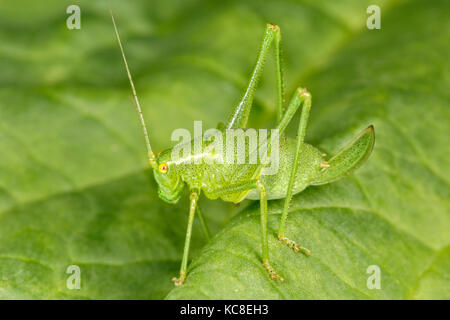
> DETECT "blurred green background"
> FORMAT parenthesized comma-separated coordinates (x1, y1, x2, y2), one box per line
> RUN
(0, 0, 448, 299)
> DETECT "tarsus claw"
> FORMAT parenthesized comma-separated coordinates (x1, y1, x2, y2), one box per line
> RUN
(263, 259, 284, 282)
(278, 236, 311, 256)
(171, 271, 187, 286)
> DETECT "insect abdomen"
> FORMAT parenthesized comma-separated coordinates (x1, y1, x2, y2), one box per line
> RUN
(245, 138, 324, 200)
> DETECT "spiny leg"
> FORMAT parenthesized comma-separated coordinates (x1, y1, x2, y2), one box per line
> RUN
(254, 87, 314, 176)
(256, 180, 284, 282)
(226, 24, 284, 129)
(278, 88, 313, 256)
(210, 180, 283, 281)
(172, 191, 199, 286)
(251, 89, 316, 258)
(273, 27, 285, 124)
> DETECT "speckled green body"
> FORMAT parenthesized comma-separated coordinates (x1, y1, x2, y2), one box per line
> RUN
(155, 131, 325, 204)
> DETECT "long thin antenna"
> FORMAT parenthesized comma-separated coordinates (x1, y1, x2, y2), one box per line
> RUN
(110, 10, 157, 167)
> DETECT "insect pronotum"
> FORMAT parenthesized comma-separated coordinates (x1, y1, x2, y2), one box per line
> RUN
(110, 12, 375, 286)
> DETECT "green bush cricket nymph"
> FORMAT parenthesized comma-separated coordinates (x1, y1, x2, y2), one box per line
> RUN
(111, 13, 375, 286)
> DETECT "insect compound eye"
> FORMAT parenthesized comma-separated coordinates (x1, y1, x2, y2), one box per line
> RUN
(158, 162, 169, 174)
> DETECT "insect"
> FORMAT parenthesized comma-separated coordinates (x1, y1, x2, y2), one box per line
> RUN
(111, 13, 375, 286)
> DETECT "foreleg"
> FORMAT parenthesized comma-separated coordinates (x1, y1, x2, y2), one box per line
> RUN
(172, 190, 200, 286)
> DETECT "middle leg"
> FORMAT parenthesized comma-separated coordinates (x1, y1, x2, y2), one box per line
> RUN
(256, 180, 284, 281)
(210, 179, 283, 281)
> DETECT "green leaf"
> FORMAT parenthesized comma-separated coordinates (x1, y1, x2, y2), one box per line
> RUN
(0, 0, 448, 299)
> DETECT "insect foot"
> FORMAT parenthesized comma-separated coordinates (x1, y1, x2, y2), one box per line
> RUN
(278, 236, 311, 256)
(171, 271, 187, 286)
(263, 259, 284, 282)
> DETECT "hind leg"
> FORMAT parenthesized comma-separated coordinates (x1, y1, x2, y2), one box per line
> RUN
(226, 24, 284, 129)
(277, 89, 314, 256)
